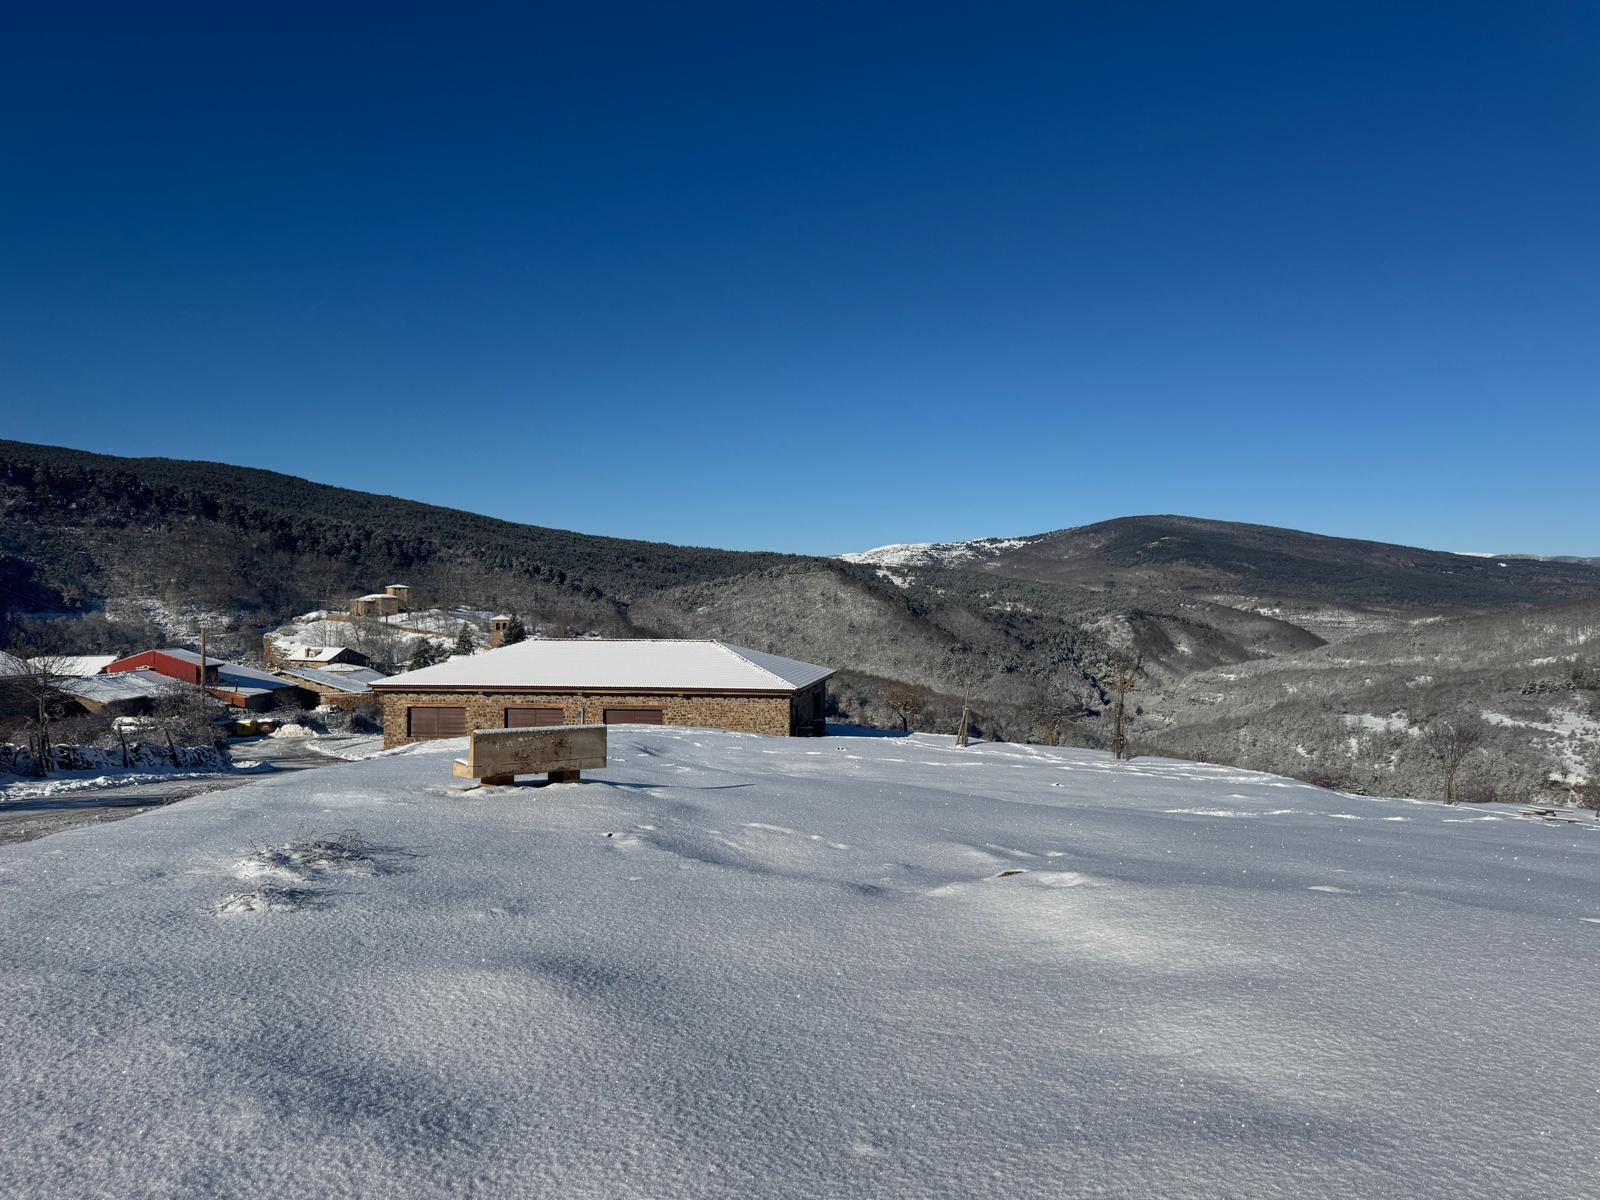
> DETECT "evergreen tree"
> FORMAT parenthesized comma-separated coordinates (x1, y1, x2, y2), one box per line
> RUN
(502, 615, 526, 645)
(408, 639, 443, 671)
(454, 623, 477, 656)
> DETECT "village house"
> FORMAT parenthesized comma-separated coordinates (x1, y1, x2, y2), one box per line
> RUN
(105, 648, 302, 712)
(107, 647, 218, 686)
(369, 639, 833, 748)
(271, 663, 388, 710)
(348, 583, 411, 620)
(56, 668, 187, 717)
(268, 644, 372, 671)
(39, 654, 118, 677)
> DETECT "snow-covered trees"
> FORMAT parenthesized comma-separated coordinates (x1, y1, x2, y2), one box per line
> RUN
(453, 623, 477, 656)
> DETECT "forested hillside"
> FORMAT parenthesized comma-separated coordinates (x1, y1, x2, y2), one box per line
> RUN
(4, 439, 1597, 803)
(0, 439, 799, 636)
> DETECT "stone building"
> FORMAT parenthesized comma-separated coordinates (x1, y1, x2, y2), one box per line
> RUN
(369, 639, 832, 748)
(271, 663, 389, 711)
(349, 592, 399, 619)
(347, 584, 411, 619)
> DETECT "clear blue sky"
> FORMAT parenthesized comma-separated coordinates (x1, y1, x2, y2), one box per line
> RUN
(3, 2, 1596, 555)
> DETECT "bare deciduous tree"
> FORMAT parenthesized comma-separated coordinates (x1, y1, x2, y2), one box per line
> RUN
(345, 618, 407, 674)
(886, 682, 924, 732)
(0, 653, 74, 777)
(1417, 714, 1486, 803)
(1026, 675, 1087, 746)
(1106, 647, 1143, 761)
(1576, 739, 1600, 818)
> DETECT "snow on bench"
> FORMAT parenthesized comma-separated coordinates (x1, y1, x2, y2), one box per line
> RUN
(451, 725, 607, 787)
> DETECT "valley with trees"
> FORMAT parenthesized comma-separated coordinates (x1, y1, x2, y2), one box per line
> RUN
(3, 439, 1598, 807)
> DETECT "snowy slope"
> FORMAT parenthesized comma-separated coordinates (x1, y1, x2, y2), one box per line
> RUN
(838, 535, 1035, 569)
(2, 730, 1597, 1199)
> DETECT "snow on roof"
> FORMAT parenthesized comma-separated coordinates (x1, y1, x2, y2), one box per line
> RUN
(276, 666, 386, 693)
(359, 593, 392, 602)
(318, 662, 381, 677)
(216, 663, 295, 691)
(285, 646, 355, 663)
(38, 654, 118, 676)
(60, 669, 187, 703)
(0, 651, 28, 675)
(149, 647, 215, 666)
(373, 639, 833, 693)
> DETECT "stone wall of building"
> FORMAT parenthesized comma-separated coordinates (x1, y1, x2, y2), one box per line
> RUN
(377, 690, 796, 748)
(305, 689, 375, 713)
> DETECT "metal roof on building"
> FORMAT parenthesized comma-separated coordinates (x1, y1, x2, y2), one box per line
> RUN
(144, 647, 216, 667)
(59, 670, 187, 703)
(371, 639, 833, 694)
(277, 666, 388, 694)
(37, 654, 118, 676)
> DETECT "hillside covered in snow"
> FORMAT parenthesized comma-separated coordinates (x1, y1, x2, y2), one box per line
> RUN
(3, 728, 1597, 1198)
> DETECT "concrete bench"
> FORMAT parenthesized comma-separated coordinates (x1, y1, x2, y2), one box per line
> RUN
(451, 725, 607, 786)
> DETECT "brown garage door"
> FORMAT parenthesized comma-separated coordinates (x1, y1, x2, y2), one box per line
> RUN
(408, 706, 467, 738)
(604, 707, 664, 725)
(505, 707, 564, 728)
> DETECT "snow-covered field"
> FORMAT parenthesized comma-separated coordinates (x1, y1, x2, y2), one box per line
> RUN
(2, 729, 1597, 1198)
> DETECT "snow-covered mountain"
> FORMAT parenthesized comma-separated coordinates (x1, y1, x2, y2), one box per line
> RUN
(3, 727, 1596, 1198)
(837, 535, 1039, 570)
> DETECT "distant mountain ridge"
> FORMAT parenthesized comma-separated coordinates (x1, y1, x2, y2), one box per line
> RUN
(4, 439, 1599, 803)
(843, 515, 1600, 609)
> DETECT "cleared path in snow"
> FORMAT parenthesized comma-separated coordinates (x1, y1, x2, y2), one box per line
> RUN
(0, 737, 350, 845)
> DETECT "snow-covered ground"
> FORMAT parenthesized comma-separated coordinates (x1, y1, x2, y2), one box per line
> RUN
(0, 744, 263, 801)
(0, 760, 270, 800)
(2, 730, 1597, 1198)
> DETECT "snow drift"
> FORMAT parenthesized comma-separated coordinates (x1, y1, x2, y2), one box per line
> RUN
(1, 728, 1596, 1198)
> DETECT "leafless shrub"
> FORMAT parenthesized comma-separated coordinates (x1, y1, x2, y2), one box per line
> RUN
(213, 886, 323, 915)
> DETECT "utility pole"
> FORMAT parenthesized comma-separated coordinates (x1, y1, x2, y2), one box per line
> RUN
(198, 625, 207, 690)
